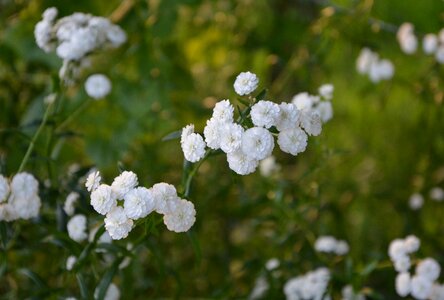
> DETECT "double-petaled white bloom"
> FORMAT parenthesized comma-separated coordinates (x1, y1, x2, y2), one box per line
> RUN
(292, 92, 316, 111)
(64, 192, 79, 216)
(397, 23, 418, 55)
(86, 170, 101, 192)
(416, 258, 441, 282)
(275, 103, 300, 131)
(411, 275, 433, 299)
(316, 101, 333, 123)
(10, 172, 39, 200)
(181, 124, 206, 163)
(301, 111, 322, 136)
(152, 183, 179, 215)
(163, 199, 196, 233)
(204, 118, 223, 150)
(66, 256, 77, 271)
(241, 127, 274, 160)
(91, 184, 117, 215)
(234, 71, 259, 96)
(277, 127, 307, 156)
(104, 207, 133, 240)
(284, 268, 330, 300)
(67, 214, 88, 242)
(250, 100, 280, 129)
(4, 172, 41, 220)
(85, 74, 111, 99)
(409, 193, 424, 210)
(220, 123, 244, 154)
(227, 150, 259, 175)
(0, 175, 9, 203)
(123, 187, 155, 220)
(111, 171, 138, 199)
(423, 34, 438, 54)
(212, 100, 234, 123)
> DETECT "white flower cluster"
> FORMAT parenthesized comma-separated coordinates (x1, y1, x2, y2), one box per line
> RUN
(356, 48, 395, 83)
(397, 23, 418, 55)
(291, 83, 334, 123)
(314, 235, 349, 256)
(284, 268, 330, 300)
(0, 173, 41, 221)
(180, 73, 333, 175)
(389, 235, 444, 299)
(341, 285, 366, 300)
(422, 31, 444, 63)
(86, 171, 196, 239)
(409, 188, 444, 210)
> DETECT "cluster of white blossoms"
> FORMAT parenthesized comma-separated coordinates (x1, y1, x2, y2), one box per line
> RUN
(389, 235, 444, 299)
(34, 7, 125, 85)
(0, 173, 41, 221)
(356, 48, 395, 83)
(180, 72, 334, 175)
(86, 170, 196, 240)
(314, 235, 349, 256)
(283, 267, 331, 300)
(409, 187, 444, 210)
(397, 23, 418, 55)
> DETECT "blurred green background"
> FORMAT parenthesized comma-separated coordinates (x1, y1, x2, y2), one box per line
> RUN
(1, 0, 444, 298)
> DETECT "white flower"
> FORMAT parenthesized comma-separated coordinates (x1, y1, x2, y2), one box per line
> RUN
(106, 25, 127, 47)
(0, 203, 18, 222)
(265, 258, 280, 271)
(397, 23, 417, 54)
(315, 236, 337, 253)
(423, 34, 438, 54)
(181, 133, 206, 163)
(0, 175, 9, 203)
(85, 170, 101, 192)
(104, 207, 133, 240)
(394, 255, 411, 273)
(404, 235, 420, 253)
(234, 71, 259, 96)
(436, 46, 444, 64)
(123, 187, 155, 220)
(430, 187, 444, 202)
(204, 118, 223, 150)
(411, 275, 433, 300)
(335, 240, 349, 255)
(409, 193, 424, 210)
(64, 192, 79, 216)
(241, 127, 274, 160)
(416, 258, 441, 282)
(316, 101, 334, 123)
(9, 193, 41, 220)
(356, 48, 378, 75)
(90, 184, 117, 215)
(88, 225, 112, 244)
(111, 171, 138, 199)
(430, 284, 444, 300)
(66, 256, 77, 271)
(292, 92, 315, 111)
(85, 74, 111, 99)
(95, 282, 120, 300)
(318, 84, 334, 100)
(212, 100, 234, 123)
(220, 123, 244, 154)
(301, 111, 322, 136)
(67, 214, 88, 242)
(10, 172, 38, 200)
(250, 100, 280, 129)
(396, 272, 411, 297)
(227, 150, 259, 175)
(277, 127, 308, 156)
(181, 124, 195, 145)
(389, 239, 408, 261)
(152, 183, 179, 214)
(342, 285, 365, 300)
(249, 276, 269, 300)
(284, 268, 330, 300)
(275, 103, 300, 131)
(259, 156, 280, 177)
(369, 59, 394, 82)
(163, 199, 196, 233)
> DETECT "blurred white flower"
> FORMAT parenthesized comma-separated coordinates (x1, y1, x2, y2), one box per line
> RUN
(67, 214, 88, 242)
(95, 282, 120, 300)
(301, 111, 322, 136)
(0, 175, 10, 203)
(316, 101, 333, 123)
(395, 272, 411, 297)
(85, 74, 111, 99)
(275, 102, 300, 132)
(416, 258, 441, 282)
(411, 275, 433, 299)
(234, 71, 259, 96)
(342, 285, 366, 300)
(318, 84, 334, 100)
(423, 34, 438, 54)
(259, 156, 280, 177)
(152, 183, 179, 215)
(85, 170, 101, 192)
(227, 150, 259, 175)
(397, 23, 418, 54)
(292, 92, 315, 111)
(315, 236, 349, 256)
(394, 255, 411, 273)
(429, 187, 444, 202)
(66, 256, 77, 271)
(64, 192, 79, 216)
(10, 172, 38, 200)
(249, 276, 269, 300)
(284, 268, 330, 300)
(409, 193, 424, 210)
(265, 258, 280, 271)
(404, 235, 420, 253)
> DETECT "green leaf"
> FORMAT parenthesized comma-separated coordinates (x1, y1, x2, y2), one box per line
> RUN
(237, 97, 250, 106)
(0, 222, 8, 249)
(255, 88, 267, 101)
(161, 130, 182, 142)
(76, 273, 89, 300)
(187, 230, 202, 266)
(18, 268, 48, 289)
(95, 257, 123, 300)
(360, 260, 379, 277)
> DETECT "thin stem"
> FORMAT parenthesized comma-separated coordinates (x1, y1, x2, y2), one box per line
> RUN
(17, 100, 55, 173)
(183, 150, 212, 198)
(55, 99, 92, 133)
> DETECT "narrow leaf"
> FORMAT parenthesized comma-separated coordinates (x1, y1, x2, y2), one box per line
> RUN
(161, 130, 181, 142)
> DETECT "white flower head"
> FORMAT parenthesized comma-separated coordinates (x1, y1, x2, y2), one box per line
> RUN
(106, 24, 127, 47)
(64, 192, 79, 216)
(212, 100, 234, 123)
(152, 183, 179, 215)
(10, 172, 38, 200)
(67, 214, 88, 242)
(265, 258, 280, 271)
(318, 84, 334, 100)
(397, 23, 417, 55)
(423, 34, 438, 54)
(301, 111, 322, 136)
(292, 92, 315, 111)
(181, 124, 194, 145)
(85, 74, 111, 99)
(404, 235, 420, 253)
(435, 46, 444, 64)
(0, 175, 10, 203)
(394, 255, 411, 273)
(316, 101, 333, 123)
(430, 187, 444, 202)
(250, 276, 269, 300)
(250, 100, 280, 129)
(356, 48, 378, 74)
(203, 118, 223, 150)
(220, 123, 244, 154)
(389, 239, 408, 261)
(104, 206, 134, 240)
(181, 133, 206, 163)
(111, 171, 138, 199)
(411, 275, 433, 300)
(395, 272, 411, 297)
(259, 156, 280, 177)
(409, 193, 424, 210)
(227, 150, 259, 176)
(0, 203, 18, 222)
(335, 240, 349, 255)
(123, 187, 155, 220)
(163, 199, 196, 233)
(9, 193, 41, 220)
(90, 184, 117, 215)
(277, 127, 308, 156)
(66, 255, 77, 271)
(241, 127, 274, 161)
(234, 71, 259, 96)
(86, 170, 101, 192)
(416, 258, 441, 282)
(275, 102, 300, 131)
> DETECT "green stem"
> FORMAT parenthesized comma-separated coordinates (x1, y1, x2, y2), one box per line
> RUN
(183, 150, 213, 198)
(17, 101, 55, 173)
(55, 99, 92, 133)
